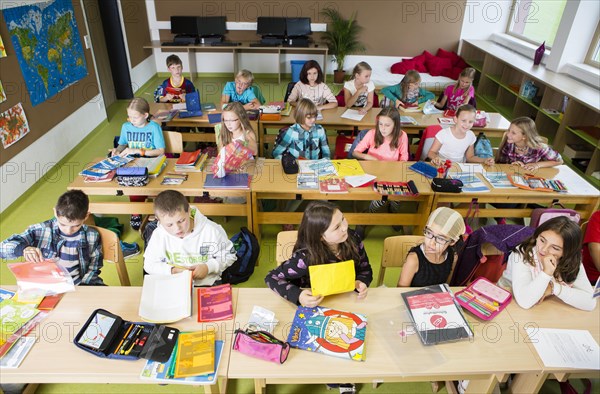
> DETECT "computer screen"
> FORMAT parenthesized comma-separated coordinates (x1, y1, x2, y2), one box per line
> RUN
(286, 18, 311, 37)
(170, 16, 199, 35)
(197, 16, 227, 37)
(257, 17, 286, 36)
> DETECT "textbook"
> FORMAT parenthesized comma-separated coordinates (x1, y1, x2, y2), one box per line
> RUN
(309, 260, 355, 297)
(0, 299, 40, 343)
(204, 173, 250, 189)
(83, 170, 115, 183)
(140, 340, 223, 385)
(174, 330, 216, 378)
(0, 336, 35, 368)
(133, 155, 167, 177)
(319, 177, 349, 194)
(80, 156, 133, 178)
(0, 311, 47, 359)
(197, 284, 233, 322)
(401, 284, 473, 345)
(138, 271, 192, 324)
(287, 306, 367, 361)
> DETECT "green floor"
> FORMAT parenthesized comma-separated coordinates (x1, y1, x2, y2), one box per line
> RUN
(0, 76, 573, 393)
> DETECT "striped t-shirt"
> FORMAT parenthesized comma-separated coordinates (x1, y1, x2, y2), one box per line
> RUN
(58, 230, 82, 285)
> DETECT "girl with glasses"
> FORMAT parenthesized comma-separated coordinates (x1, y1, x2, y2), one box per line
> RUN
(397, 207, 465, 287)
(216, 102, 258, 155)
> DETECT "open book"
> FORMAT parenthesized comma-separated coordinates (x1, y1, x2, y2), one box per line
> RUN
(139, 271, 192, 323)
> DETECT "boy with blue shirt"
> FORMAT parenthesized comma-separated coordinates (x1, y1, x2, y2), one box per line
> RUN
(154, 54, 196, 103)
(220, 69, 260, 110)
(0, 190, 104, 286)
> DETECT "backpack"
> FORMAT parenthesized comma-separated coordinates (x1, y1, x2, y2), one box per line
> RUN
(530, 200, 580, 228)
(474, 132, 493, 158)
(222, 227, 260, 284)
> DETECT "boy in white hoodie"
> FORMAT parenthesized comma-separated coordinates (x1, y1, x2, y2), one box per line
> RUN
(144, 190, 237, 286)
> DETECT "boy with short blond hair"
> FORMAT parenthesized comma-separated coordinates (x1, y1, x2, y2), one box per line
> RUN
(154, 54, 196, 103)
(0, 190, 104, 285)
(220, 69, 260, 110)
(144, 190, 236, 286)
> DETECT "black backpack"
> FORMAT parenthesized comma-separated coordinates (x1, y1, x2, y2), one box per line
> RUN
(222, 227, 260, 284)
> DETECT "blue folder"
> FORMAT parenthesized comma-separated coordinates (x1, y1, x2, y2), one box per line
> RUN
(178, 91, 203, 118)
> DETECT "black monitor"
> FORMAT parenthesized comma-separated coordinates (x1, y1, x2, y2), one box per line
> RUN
(286, 17, 311, 37)
(197, 16, 227, 37)
(257, 17, 286, 37)
(170, 16, 198, 36)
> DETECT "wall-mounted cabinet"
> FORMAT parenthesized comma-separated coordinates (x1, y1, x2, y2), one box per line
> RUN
(461, 39, 600, 188)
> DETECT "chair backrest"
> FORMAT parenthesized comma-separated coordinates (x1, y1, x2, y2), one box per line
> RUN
(415, 124, 443, 161)
(276, 231, 298, 266)
(251, 85, 266, 105)
(347, 129, 370, 158)
(89, 225, 131, 286)
(163, 130, 183, 154)
(377, 235, 424, 286)
(283, 81, 296, 103)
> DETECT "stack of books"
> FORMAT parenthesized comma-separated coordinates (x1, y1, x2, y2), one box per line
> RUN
(175, 150, 207, 172)
(80, 156, 133, 182)
(0, 296, 48, 364)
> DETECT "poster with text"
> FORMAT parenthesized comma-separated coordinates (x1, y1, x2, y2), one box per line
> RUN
(2, 0, 88, 106)
(0, 103, 30, 149)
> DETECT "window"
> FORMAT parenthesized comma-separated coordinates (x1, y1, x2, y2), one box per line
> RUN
(507, 0, 567, 48)
(585, 23, 600, 67)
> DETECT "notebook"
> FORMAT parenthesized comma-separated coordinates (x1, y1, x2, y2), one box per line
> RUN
(178, 91, 203, 118)
(204, 173, 250, 189)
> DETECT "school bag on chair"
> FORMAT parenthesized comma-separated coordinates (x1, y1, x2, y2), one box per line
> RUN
(530, 200, 580, 228)
(474, 132, 493, 159)
(450, 224, 535, 286)
(221, 227, 260, 284)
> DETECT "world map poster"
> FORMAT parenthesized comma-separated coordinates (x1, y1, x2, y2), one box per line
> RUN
(3, 0, 88, 106)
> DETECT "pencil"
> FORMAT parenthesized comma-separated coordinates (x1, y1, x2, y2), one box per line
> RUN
(114, 323, 134, 354)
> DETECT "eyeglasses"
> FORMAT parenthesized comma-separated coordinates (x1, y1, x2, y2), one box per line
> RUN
(423, 227, 451, 245)
(305, 114, 317, 119)
(235, 80, 250, 87)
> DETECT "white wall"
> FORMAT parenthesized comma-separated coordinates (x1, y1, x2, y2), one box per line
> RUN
(459, 0, 512, 45)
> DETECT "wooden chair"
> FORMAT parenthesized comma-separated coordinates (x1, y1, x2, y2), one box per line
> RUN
(88, 225, 131, 286)
(377, 235, 424, 286)
(163, 130, 183, 155)
(275, 231, 298, 266)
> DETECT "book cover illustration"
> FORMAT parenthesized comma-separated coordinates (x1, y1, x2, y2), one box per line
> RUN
(0, 299, 40, 343)
(80, 156, 133, 177)
(197, 284, 233, 322)
(174, 330, 215, 378)
(287, 306, 367, 361)
(211, 141, 254, 178)
(0, 289, 15, 302)
(319, 178, 349, 193)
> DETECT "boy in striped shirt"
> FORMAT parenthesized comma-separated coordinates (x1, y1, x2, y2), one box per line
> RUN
(0, 190, 104, 285)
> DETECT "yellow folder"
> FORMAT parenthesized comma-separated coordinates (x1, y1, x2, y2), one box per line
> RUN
(309, 260, 356, 297)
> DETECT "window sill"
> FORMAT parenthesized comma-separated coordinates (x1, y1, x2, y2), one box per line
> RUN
(563, 63, 600, 89)
(491, 33, 550, 66)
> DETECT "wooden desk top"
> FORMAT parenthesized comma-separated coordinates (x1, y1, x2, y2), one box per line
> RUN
(68, 158, 257, 197)
(506, 297, 599, 374)
(149, 102, 259, 130)
(228, 288, 541, 381)
(251, 160, 434, 196)
(145, 41, 327, 52)
(1, 286, 238, 384)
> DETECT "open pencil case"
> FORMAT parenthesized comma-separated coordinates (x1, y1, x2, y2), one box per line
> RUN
(73, 308, 178, 362)
(455, 277, 512, 320)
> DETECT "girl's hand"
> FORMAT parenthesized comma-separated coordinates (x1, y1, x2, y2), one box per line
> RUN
(359, 85, 368, 94)
(191, 264, 209, 280)
(523, 163, 539, 173)
(396, 100, 404, 109)
(484, 157, 495, 166)
(23, 246, 44, 263)
(358, 108, 368, 115)
(299, 289, 324, 307)
(431, 157, 443, 167)
(541, 254, 557, 277)
(355, 280, 368, 299)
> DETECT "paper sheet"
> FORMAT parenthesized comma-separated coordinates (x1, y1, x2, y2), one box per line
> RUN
(555, 165, 598, 195)
(458, 163, 484, 172)
(526, 327, 600, 370)
(340, 109, 365, 121)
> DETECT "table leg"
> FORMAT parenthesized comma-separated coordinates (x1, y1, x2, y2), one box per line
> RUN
(509, 372, 547, 394)
(188, 49, 197, 86)
(204, 382, 221, 394)
(254, 378, 266, 394)
(252, 192, 261, 243)
(23, 384, 39, 394)
(464, 375, 498, 394)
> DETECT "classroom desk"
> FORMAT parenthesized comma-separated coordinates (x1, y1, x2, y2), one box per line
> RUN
(250, 160, 434, 241)
(0, 286, 238, 394)
(505, 298, 600, 393)
(228, 288, 542, 394)
(431, 164, 599, 222)
(258, 108, 510, 157)
(149, 102, 259, 144)
(144, 41, 328, 84)
(68, 158, 254, 229)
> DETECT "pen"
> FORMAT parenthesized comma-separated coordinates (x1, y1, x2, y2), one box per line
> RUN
(119, 324, 139, 354)
(114, 323, 134, 354)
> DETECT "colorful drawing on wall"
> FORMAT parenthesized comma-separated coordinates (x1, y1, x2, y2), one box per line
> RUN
(0, 81, 6, 103)
(2, 0, 88, 106)
(0, 34, 6, 58)
(0, 103, 30, 149)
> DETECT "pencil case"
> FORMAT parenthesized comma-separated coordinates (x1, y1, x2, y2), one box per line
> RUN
(116, 167, 149, 187)
(455, 277, 512, 320)
(232, 329, 290, 364)
(431, 178, 463, 193)
(260, 112, 281, 121)
(73, 308, 178, 362)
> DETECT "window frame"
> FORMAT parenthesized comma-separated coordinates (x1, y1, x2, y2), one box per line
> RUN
(584, 23, 600, 68)
(506, 0, 567, 50)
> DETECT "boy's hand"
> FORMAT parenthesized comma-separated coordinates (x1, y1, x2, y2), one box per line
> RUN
(23, 247, 44, 263)
(299, 289, 324, 307)
(171, 266, 185, 274)
(164, 93, 175, 102)
(355, 280, 368, 299)
(191, 264, 208, 280)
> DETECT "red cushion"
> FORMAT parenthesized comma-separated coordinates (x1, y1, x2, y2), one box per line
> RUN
(442, 67, 463, 80)
(425, 56, 452, 76)
(391, 59, 416, 75)
(436, 48, 459, 61)
(411, 55, 427, 73)
(422, 50, 435, 60)
(454, 57, 468, 69)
